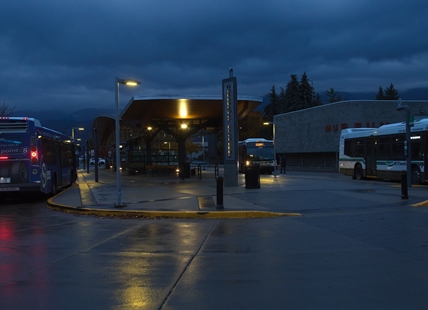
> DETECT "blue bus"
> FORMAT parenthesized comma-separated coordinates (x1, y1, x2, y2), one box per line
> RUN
(0, 117, 76, 195)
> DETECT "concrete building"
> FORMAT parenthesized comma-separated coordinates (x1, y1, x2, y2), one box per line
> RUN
(274, 100, 428, 170)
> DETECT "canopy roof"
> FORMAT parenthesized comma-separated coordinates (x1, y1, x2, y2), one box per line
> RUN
(94, 95, 262, 146)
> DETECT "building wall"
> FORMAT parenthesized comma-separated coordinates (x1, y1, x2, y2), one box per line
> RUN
(274, 100, 428, 169)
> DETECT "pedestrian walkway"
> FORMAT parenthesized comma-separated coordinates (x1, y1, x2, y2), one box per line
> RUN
(47, 166, 301, 219)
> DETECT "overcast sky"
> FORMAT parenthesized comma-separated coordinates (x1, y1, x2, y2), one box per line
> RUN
(1, 0, 427, 113)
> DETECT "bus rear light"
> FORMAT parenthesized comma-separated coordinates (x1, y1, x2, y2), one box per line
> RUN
(0, 156, 8, 160)
(30, 146, 38, 162)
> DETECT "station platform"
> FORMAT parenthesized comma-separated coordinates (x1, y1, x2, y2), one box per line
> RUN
(48, 166, 301, 219)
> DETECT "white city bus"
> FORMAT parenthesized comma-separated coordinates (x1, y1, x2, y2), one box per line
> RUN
(339, 118, 428, 184)
(238, 138, 275, 174)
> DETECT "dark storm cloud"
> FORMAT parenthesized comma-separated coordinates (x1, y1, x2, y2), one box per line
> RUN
(1, 0, 427, 112)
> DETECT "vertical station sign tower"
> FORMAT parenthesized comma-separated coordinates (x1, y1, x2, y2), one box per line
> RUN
(222, 68, 238, 186)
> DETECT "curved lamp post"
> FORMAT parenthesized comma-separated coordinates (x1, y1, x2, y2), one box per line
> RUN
(115, 77, 140, 207)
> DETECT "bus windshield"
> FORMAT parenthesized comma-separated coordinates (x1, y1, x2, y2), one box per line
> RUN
(246, 146, 274, 161)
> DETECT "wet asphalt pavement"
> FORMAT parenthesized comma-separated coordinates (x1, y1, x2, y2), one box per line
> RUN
(1, 171, 428, 309)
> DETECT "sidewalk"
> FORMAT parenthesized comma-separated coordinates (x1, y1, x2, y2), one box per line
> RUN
(48, 166, 301, 219)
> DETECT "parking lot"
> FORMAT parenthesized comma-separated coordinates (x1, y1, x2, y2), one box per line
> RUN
(1, 170, 428, 309)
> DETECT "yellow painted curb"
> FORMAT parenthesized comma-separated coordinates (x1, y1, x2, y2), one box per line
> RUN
(411, 200, 428, 207)
(47, 198, 301, 219)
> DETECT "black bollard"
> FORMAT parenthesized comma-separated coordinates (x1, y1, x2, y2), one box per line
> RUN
(214, 164, 219, 179)
(216, 175, 224, 209)
(400, 170, 408, 199)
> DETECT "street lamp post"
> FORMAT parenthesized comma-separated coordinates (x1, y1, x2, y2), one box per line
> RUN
(115, 77, 140, 207)
(71, 127, 84, 142)
(202, 135, 206, 170)
(71, 127, 84, 168)
(396, 98, 412, 187)
(263, 121, 277, 178)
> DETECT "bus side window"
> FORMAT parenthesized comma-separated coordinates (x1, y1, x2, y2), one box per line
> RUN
(354, 139, 365, 158)
(391, 135, 405, 160)
(411, 141, 422, 160)
(42, 138, 57, 165)
(378, 137, 390, 159)
(344, 140, 353, 157)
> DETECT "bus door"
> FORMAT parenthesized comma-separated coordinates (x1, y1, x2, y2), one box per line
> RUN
(55, 141, 63, 187)
(366, 138, 377, 177)
(424, 136, 428, 182)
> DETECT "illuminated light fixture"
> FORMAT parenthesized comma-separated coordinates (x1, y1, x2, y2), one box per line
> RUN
(125, 81, 139, 86)
(117, 78, 141, 86)
(411, 136, 421, 140)
(179, 99, 188, 118)
(147, 126, 152, 131)
(181, 124, 188, 129)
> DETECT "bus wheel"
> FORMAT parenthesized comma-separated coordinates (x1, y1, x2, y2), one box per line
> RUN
(354, 164, 363, 180)
(411, 166, 421, 185)
(11, 162, 28, 183)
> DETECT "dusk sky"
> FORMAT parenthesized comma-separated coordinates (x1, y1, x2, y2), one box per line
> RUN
(1, 0, 427, 113)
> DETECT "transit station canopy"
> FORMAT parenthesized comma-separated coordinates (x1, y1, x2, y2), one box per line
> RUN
(94, 95, 262, 146)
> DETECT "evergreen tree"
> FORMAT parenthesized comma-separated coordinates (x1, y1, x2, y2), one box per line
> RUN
(375, 84, 399, 100)
(297, 72, 313, 109)
(284, 74, 299, 112)
(325, 88, 342, 103)
(384, 83, 399, 100)
(263, 85, 278, 121)
(375, 86, 385, 100)
(313, 93, 323, 106)
(277, 86, 287, 114)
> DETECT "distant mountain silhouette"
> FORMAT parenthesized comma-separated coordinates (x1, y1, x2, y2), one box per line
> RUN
(333, 87, 428, 101)
(13, 108, 113, 140)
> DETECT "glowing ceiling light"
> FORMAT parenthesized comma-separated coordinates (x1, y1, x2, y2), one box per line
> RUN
(179, 99, 188, 118)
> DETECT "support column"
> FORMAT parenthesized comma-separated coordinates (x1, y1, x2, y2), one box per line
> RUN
(177, 137, 187, 179)
(145, 140, 152, 165)
(224, 162, 238, 186)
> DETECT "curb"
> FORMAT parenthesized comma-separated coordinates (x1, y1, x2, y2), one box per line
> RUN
(47, 198, 301, 219)
(411, 200, 428, 207)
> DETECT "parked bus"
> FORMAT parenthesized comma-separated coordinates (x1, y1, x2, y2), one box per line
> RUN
(0, 117, 76, 195)
(238, 138, 275, 173)
(339, 118, 428, 184)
